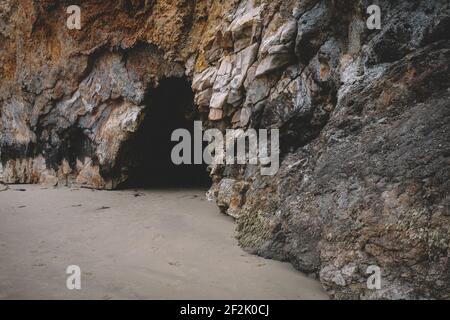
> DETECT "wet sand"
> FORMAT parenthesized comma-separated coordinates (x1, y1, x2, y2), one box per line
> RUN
(0, 185, 327, 300)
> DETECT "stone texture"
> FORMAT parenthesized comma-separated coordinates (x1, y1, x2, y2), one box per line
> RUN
(255, 20, 297, 77)
(0, 0, 449, 299)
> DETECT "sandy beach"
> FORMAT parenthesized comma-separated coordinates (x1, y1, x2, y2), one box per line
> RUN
(0, 185, 327, 300)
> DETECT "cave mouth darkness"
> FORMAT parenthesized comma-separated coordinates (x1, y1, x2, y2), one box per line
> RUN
(119, 77, 211, 189)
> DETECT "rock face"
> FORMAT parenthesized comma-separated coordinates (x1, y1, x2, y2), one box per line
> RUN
(1, 0, 449, 299)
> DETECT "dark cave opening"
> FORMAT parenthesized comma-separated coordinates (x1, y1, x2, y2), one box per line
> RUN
(120, 77, 211, 189)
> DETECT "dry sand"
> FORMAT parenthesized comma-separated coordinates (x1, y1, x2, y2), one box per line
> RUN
(0, 185, 327, 300)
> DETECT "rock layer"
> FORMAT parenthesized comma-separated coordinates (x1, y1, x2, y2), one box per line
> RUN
(0, 0, 449, 299)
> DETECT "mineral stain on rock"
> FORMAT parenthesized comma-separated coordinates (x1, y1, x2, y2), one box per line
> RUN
(0, 0, 449, 299)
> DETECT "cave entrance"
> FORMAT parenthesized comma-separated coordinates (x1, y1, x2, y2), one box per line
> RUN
(120, 77, 211, 189)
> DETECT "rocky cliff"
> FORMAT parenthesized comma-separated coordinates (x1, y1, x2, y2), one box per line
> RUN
(0, 0, 449, 299)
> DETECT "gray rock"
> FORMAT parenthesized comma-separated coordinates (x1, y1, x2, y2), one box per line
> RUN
(255, 53, 294, 78)
(195, 88, 213, 108)
(229, 6, 261, 52)
(295, 0, 331, 64)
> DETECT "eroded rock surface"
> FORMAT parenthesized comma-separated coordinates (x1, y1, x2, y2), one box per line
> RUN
(0, 0, 449, 299)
